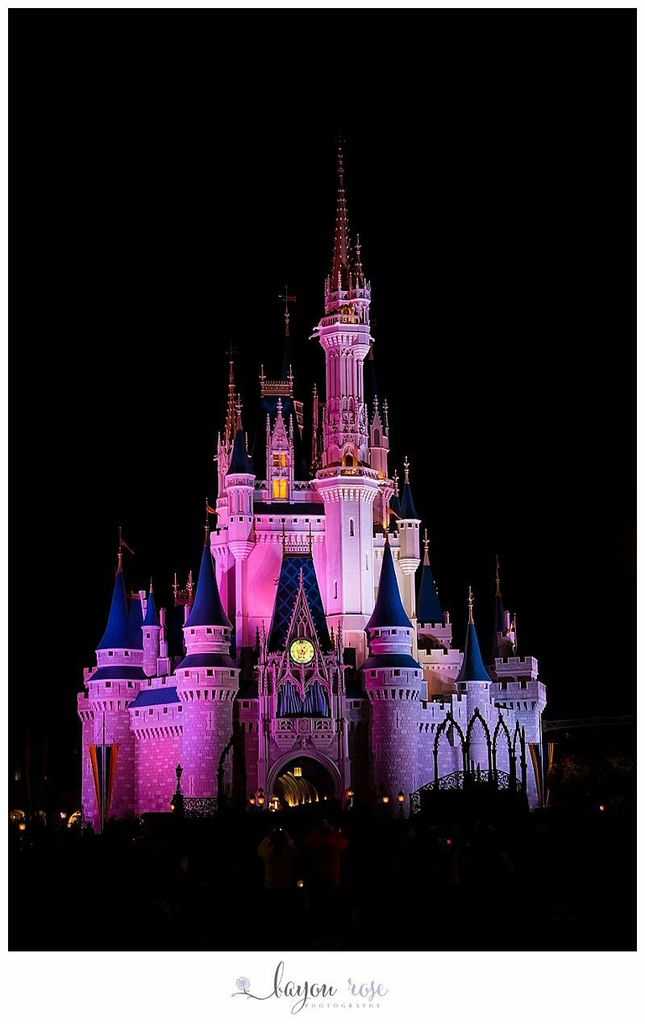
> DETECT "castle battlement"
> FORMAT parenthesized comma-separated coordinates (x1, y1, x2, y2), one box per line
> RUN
(494, 655, 539, 679)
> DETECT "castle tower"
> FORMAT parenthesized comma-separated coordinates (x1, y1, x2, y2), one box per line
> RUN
(266, 398, 294, 502)
(79, 544, 145, 828)
(313, 144, 380, 658)
(397, 457, 421, 621)
(363, 538, 422, 805)
(225, 426, 255, 650)
(455, 587, 492, 771)
(142, 580, 161, 676)
(175, 526, 240, 801)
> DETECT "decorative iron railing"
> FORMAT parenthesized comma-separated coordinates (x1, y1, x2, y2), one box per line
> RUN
(409, 769, 522, 815)
(183, 797, 218, 819)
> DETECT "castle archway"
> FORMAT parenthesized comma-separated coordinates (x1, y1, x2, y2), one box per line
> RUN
(267, 753, 341, 808)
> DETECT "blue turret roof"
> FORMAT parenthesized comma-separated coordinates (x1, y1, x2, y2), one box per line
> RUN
(127, 596, 144, 649)
(184, 544, 231, 629)
(366, 542, 413, 630)
(418, 561, 443, 624)
(456, 619, 491, 683)
(399, 480, 418, 520)
(143, 588, 160, 627)
(227, 428, 253, 475)
(97, 566, 130, 650)
(129, 687, 180, 709)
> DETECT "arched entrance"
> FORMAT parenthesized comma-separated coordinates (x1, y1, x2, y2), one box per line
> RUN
(269, 756, 337, 808)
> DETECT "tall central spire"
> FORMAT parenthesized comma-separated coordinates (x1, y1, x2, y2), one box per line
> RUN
(331, 140, 351, 291)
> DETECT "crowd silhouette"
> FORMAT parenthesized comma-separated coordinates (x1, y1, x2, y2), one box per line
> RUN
(9, 796, 635, 952)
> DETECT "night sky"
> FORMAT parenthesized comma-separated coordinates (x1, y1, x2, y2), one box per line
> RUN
(10, 13, 635, 796)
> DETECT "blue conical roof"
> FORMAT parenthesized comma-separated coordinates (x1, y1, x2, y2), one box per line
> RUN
(127, 595, 144, 649)
(184, 544, 231, 628)
(367, 542, 412, 630)
(97, 566, 130, 650)
(418, 561, 443, 624)
(143, 588, 160, 627)
(227, 428, 253, 475)
(456, 619, 491, 683)
(399, 480, 418, 520)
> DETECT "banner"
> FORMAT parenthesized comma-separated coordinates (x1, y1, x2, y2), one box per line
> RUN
(89, 743, 120, 825)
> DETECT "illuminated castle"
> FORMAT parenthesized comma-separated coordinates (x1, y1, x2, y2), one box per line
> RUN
(78, 147, 547, 826)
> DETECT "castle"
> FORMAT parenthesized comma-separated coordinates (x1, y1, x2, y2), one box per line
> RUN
(78, 147, 547, 827)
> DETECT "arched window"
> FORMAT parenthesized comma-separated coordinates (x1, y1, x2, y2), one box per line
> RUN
(344, 452, 354, 467)
(373, 429, 380, 446)
(349, 519, 355, 537)
(272, 479, 288, 500)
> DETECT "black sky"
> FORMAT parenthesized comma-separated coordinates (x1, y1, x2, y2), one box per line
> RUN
(10, 13, 635, 793)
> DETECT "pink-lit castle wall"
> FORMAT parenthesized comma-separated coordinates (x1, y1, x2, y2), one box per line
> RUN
(78, 147, 547, 827)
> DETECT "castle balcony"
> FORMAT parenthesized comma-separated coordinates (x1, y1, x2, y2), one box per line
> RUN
(272, 717, 336, 752)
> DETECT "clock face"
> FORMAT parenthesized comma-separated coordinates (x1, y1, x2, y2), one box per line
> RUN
(290, 637, 315, 665)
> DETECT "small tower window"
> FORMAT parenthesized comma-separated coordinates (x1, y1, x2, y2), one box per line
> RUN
(374, 429, 380, 446)
(273, 453, 287, 468)
(349, 519, 355, 537)
(272, 479, 288, 500)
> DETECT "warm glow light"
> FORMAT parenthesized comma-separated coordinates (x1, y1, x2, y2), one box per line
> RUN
(599, 804, 606, 812)
(397, 791, 405, 804)
(60, 811, 67, 820)
(382, 795, 390, 804)
(249, 796, 256, 805)
(170, 803, 175, 811)
(297, 879, 304, 889)
(18, 823, 26, 832)
(257, 789, 266, 806)
(346, 788, 354, 799)
(293, 767, 302, 777)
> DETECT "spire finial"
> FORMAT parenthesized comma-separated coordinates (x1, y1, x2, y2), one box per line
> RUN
(225, 344, 237, 443)
(468, 585, 474, 624)
(204, 497, 211, 546)
(173, 572, 178, 599)
(495, 554, 502, 597)
(330, 135, 350, 291)
(278, 287, 296, 339)
(116, 525, 134, 573)
(149, 576, 154, 594)
(393, 468, 400, 496)
(404, 456, 410, 485)
(423, 529, 430, 565)
(282, 520, 286, 552)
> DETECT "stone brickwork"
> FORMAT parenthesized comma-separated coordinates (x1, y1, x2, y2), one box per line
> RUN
(135, 733, 182, 812)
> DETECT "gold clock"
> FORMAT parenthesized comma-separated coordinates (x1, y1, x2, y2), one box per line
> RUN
(290, 637, 315, 665)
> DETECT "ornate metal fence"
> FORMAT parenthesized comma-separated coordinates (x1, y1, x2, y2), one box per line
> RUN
(410, 769, 522, 815)
(183, 797, 218, 819)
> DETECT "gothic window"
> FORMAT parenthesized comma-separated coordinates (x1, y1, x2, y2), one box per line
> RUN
(374, 429, 380, 445)
(273, 453, 287, 468)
